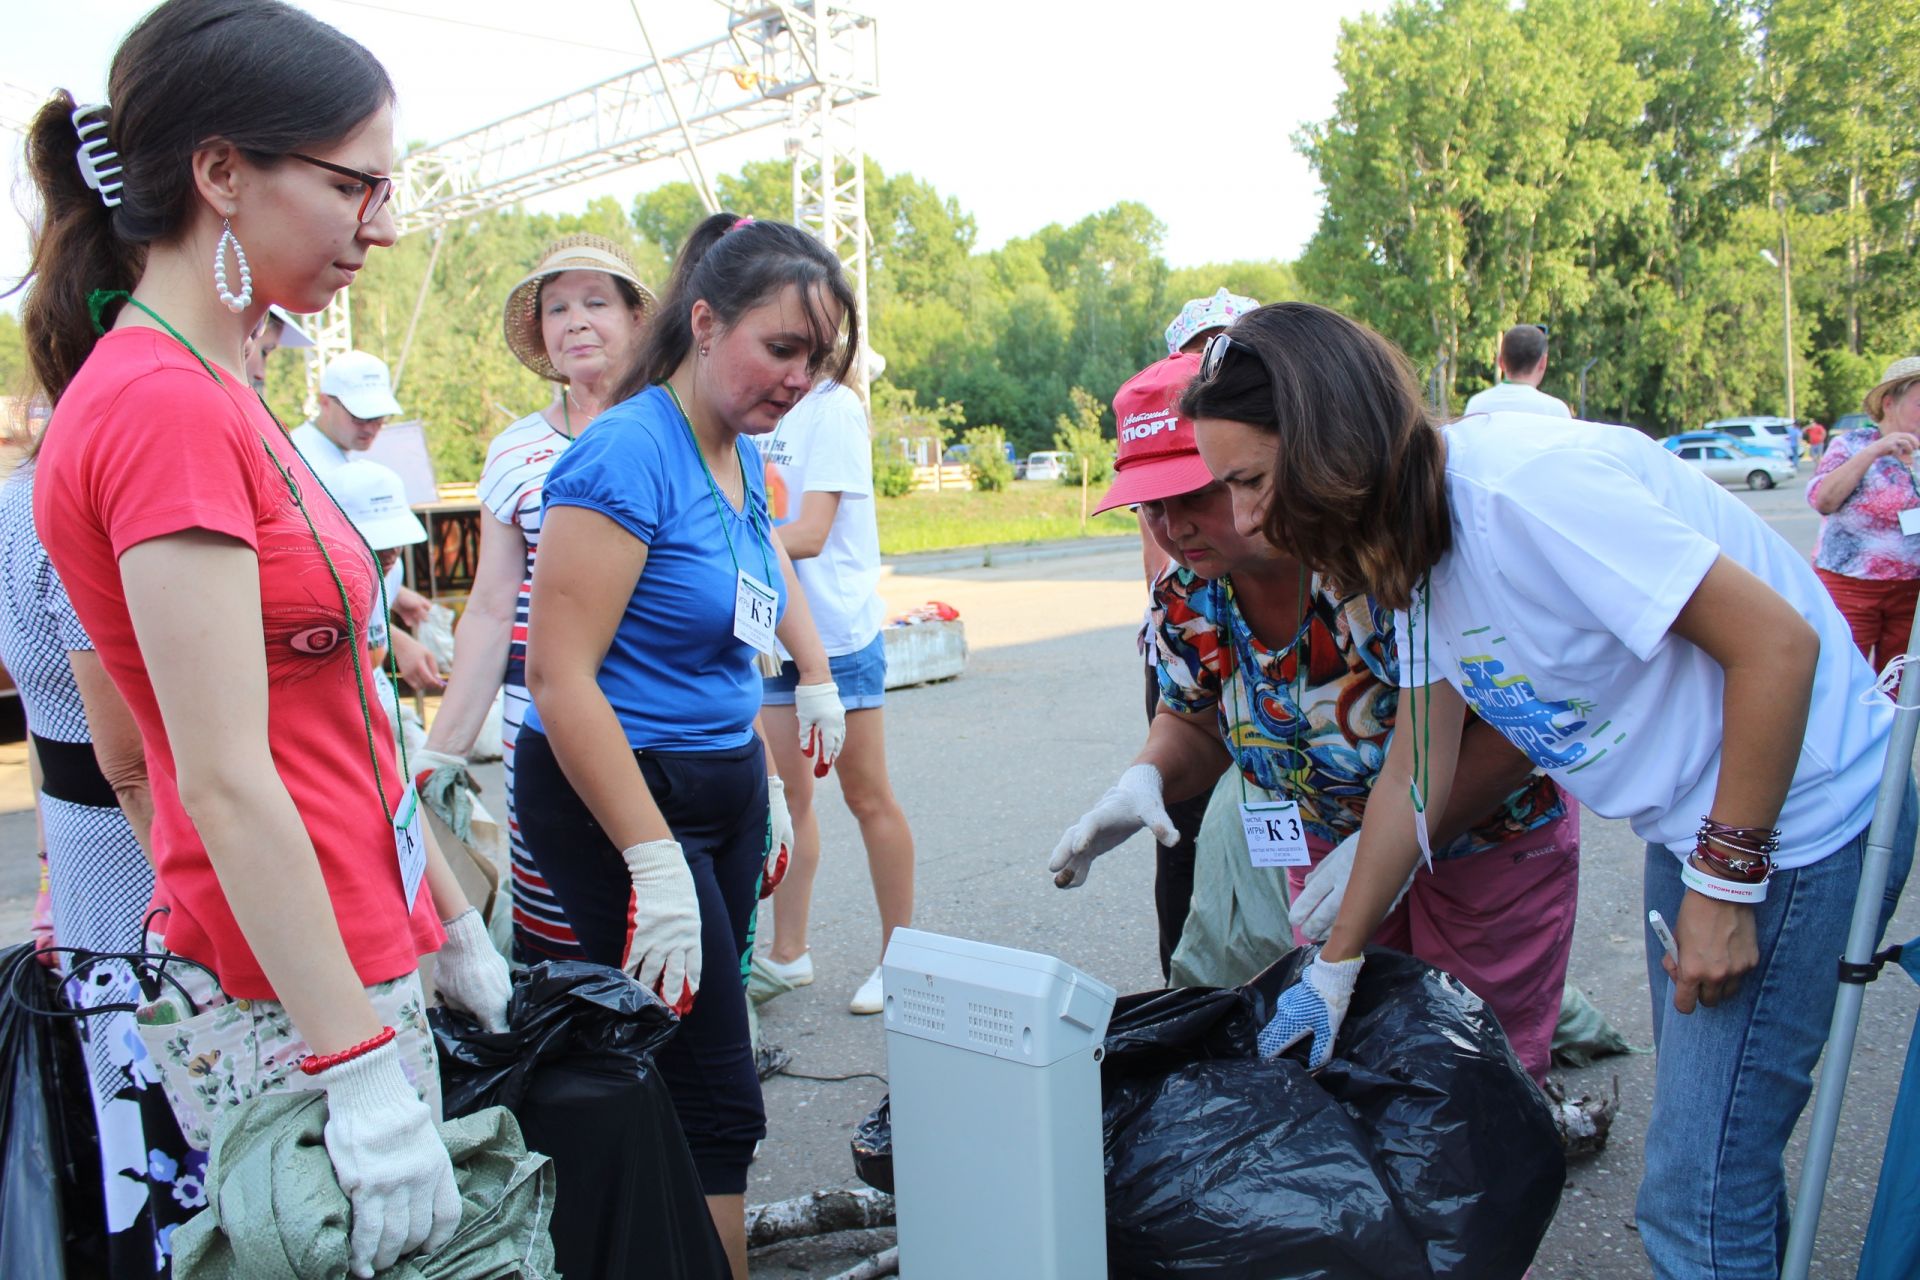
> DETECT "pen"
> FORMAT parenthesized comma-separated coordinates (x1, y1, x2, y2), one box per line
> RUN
(1648, 909, 1680, 964)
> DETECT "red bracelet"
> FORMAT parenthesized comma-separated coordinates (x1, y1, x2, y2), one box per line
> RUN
(298, 1026, 396, 1077)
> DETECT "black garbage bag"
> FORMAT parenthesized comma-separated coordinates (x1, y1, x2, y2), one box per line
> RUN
(0, 945, 106, 1279)
(433, 960, 729, 1280)
(851, 1098, 894, 1194)
(1103, 947, 1564, 1279)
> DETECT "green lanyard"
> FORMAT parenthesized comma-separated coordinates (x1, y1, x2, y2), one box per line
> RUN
(87, 290, 408, 824)
(663, 383, 776, 587)
(1408, 572, 1433, 831)
(1222, 569, 1311, 805)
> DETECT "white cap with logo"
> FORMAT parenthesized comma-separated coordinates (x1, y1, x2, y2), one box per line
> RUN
(328, 459, 427, 551)
(319, 350, 403, 420)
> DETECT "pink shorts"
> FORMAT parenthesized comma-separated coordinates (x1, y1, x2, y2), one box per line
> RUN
(1289, 811, 1580, 1082)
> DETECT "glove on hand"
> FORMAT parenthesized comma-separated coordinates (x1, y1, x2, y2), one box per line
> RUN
(1287, 832, 1419, 943)
(761, 776, 794, 899)
(1257, 952, 1364, 1071)
(412, 747, 478, 842)
(317, 1040, 461, 1278)
(1047, 764, 1177, 889)
(621, 839, 702, 1015)
(794, 682, 847, 775)
(432, 907, 510, 1033)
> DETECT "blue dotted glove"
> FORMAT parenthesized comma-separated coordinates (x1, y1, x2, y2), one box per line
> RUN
(1257, 953, 1364, 1070)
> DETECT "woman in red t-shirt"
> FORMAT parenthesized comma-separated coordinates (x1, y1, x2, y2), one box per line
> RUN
(19, 3, 509, 1276)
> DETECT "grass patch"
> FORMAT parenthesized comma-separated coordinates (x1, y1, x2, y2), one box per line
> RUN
(875, 479, 1138, 554)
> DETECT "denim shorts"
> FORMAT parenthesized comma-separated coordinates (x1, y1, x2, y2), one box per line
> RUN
(762, 630, 887, 710)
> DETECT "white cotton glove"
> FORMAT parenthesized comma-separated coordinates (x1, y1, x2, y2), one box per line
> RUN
(412, 747, 477, 842)
(761, 777, 794, 899)
(621, 839, 702, 1015)
(432, 907, 510, 1033)
(1048, 764, 1178, 889)
(316, 1040, 462, 1278)
(1287, 832, 1420, 943)
(1257, 952, 1365, 1071)
(794, 681, 848, 775)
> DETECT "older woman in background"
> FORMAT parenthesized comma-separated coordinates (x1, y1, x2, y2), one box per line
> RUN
(1807, 355, 1920, 671)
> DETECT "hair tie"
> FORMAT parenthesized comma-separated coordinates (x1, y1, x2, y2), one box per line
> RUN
(71, 104, 124, 209)
(729, 216, 755, 232)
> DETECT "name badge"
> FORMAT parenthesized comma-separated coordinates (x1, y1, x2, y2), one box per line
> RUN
(734, 570, 779, 653)
(393, 786, 427, 909)
(1240, 800, 1310, 868)
(1900, 507, 1920, 537)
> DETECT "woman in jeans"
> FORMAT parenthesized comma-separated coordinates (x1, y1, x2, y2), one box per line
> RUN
(518, 212, 853, 1277)
(1807, 355, 1920, 672)
(1192, 303, 1911, 1280)
(21, 4, 508, 1276)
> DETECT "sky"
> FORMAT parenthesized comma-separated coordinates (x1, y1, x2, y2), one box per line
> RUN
(2, 0, 1383, 308)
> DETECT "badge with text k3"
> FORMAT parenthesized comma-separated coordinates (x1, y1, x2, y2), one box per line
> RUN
(734, 569, 779, 653)
(393, 786, 427, 908)
(1241, 800, 1311, 868)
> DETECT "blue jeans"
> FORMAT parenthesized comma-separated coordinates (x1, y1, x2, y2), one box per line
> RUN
(761, 630, 888, 710)
(1636, 779, 1915, 1279)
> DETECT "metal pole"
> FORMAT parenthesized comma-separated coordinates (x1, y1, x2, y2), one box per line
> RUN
(1579, 356, 1599, 420)
(1780, 218, 1797, 422)
(1780, 600, 1920, 1278)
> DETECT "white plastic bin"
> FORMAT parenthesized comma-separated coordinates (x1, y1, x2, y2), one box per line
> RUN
(882, 929, 1116, 1279)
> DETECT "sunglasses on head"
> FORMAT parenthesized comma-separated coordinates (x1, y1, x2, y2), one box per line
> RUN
(1200, 331, 1245, 382)
(287, 152, 395, 225)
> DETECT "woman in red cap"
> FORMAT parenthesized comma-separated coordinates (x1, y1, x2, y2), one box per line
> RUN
(1047, 353, 1581, 1083)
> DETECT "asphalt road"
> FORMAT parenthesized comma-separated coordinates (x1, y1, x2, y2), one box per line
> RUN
(4, 474, 1915, 1277)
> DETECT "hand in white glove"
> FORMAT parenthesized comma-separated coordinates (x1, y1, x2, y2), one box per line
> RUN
(1286, 832, 1419, 943)
(761, 777, 794, 900)
(412, 747, 477, 842)
(432, 907, 510, 1033)
(794, 682, 847, 776)
(621, 839, 702, 1015)
(1257, 952, 1364, 1071)
(1048, 764, 1177, 889)
(316, 1039, 461, 1278)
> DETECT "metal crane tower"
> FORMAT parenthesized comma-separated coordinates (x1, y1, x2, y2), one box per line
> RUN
(308, 1, 879, 400)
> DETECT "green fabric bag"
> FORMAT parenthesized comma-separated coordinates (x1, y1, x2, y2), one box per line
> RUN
(1169, 769, 1299, 989)
(172, 1092, 557, 1279)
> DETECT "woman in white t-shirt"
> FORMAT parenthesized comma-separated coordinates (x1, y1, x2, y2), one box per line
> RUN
(752, 376, 917, 1015)
(415, 235, 653, 963)
(1182, 302, 1913, 1280)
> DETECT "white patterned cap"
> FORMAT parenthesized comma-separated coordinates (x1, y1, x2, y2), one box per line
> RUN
(1164, 288, 1260, 356)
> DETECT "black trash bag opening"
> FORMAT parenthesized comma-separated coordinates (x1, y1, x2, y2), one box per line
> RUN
(1105, 947, 1565, 1280)
(851, 1098, 893, 1194)
(434, 959, 730, 1280)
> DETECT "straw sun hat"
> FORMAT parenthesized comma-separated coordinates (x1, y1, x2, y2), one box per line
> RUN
(1866, 355, 1920, 421)
(502, 234, 655, 382)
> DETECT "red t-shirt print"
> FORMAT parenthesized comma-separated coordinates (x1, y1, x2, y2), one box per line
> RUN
(35, 328, 444, 999)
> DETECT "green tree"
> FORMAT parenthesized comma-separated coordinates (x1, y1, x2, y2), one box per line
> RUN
(961, 424, 1013, 491)
(1053, 386, 1116, 487)
(0, 313, 29, 401)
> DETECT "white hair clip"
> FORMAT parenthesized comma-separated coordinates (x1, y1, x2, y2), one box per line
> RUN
(71, 104, 123, 209)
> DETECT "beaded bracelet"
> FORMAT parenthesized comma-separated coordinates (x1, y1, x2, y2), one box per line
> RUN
(298, 1026, 396, 1077)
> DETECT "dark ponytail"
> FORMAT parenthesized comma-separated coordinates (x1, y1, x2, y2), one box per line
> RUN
(16, 0, 392, 404)
(614, 212, 860, 404)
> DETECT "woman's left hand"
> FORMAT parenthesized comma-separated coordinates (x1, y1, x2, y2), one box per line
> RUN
(1665, 891, 1759, 1014)
(794, 681, 847, 775)
(763, 776, 794, 898)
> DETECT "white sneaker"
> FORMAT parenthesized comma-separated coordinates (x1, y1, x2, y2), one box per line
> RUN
(850, 966, 884, 1015)
(748, 950, 813, 1005)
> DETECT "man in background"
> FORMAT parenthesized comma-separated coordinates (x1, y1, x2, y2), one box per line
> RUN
(291, 349, 404, 475)
(1463, 323, 1571, 418)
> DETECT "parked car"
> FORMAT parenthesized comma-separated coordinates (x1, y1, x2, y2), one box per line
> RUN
(1831, 412, 1873, 437)
(1672, 440, 1797, 490)
(1023, 451, 1070, 481)
(1705, 415, 1799, 463)
(1667, 428, 1791, 464)
(944, 441, 1016, 465)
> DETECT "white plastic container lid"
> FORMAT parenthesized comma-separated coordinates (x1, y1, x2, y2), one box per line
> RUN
(881, 929, 1117, 1067)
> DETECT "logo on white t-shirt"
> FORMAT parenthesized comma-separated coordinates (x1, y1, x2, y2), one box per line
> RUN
(1456, 650, 1601, 771)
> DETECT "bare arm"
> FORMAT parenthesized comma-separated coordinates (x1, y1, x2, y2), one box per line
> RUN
(771, 537, 832, 684)
(775, 491, 842, 561)
(120, 531, 382, 1054)
(1135, 704, 1232, 803)
(68, 650, 156, 864)
(423, 514, 523, 757)
(524, 506, 673, 849)
(1809, 433, 1913, 515)
(1430, 718, 1539, 846)
(1323, 679, 1469, 963)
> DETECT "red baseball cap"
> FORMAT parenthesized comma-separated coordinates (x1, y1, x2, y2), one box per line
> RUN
(1092, 354, 1216, 515)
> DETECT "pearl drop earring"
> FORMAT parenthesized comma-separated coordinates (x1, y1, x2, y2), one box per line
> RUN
(214, 217, 252, 312)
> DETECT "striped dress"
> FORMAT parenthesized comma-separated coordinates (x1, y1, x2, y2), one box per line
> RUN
(479, 412, 585, 961)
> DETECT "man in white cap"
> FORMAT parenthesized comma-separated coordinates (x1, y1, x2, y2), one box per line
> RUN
(292, 350, 405, 476)
(328, 458, 445, 701)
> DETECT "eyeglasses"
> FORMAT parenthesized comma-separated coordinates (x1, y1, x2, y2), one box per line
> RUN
(1200, 331, 1244, 381)
(287, 152, 394, 225)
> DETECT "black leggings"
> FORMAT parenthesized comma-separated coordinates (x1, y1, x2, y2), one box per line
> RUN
(513, 729, 768, 1195)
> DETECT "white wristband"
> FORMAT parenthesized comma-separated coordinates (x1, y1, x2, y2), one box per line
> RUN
(1681, 859, 1769, 904)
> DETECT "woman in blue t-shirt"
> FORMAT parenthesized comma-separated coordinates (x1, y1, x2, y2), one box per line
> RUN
(517, 213, 856, 1274)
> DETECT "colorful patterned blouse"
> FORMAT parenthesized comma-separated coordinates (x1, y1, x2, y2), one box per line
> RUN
(1809, 428, 1920, 581)
(1151, 566, 1568, 859)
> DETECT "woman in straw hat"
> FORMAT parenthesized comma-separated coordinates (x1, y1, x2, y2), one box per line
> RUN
(414, 233, 654, 963)
(1807, 355, 1920, 672)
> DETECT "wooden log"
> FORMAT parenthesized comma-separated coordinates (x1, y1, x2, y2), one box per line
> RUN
(826, 1246, 900, 1280)
(745, 1187, 896, 1249)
